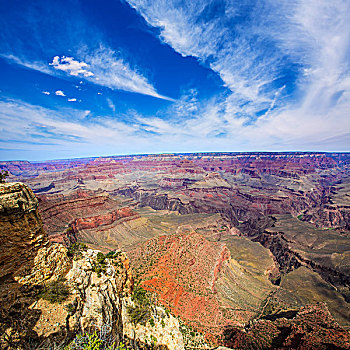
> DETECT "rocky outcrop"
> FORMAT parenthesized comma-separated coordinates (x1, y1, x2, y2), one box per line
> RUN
(0, 182, 49, 279)
(0, 182, 72, 348)
(0, 183, 183, 349)
(122, 299, 184, 350)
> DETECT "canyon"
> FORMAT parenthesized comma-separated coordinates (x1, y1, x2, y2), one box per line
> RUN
(1, 152, 350, 349)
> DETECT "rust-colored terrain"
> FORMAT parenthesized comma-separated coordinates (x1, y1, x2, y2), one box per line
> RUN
(1, 152, 350, 348)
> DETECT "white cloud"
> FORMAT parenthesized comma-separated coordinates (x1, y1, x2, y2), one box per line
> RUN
(55, 90, 65, 96)
(125, 0, 274, 111)
(68, 98, 77, 102)
(42, 91, 50, 95)
(0, 54, 51, 75)
(0, 99, 145, 160)
(106, 98, 116, 112)
(50, 56, 94, 77)
(0, 94, 349, 162)
(126, 0, 350, 149)
(3, 50, 173, 100)
(1, 0, 349, 158)
(79, 46, 174, 101)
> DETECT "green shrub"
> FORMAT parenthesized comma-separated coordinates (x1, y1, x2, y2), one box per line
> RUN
(127, 285, 155, 326)
(96, 252, 106, 264)
(105, 251, 115, 259)
(39, 279, 70, 304)
(67, 242, 88, 260)
(93, 252, 108, 278)
(67, 331, 127, 350)
(127, 305, 151, 326)
(150, 335, 157, 344)
(64, 302, 77, 315)
(131, 286, 150, 307)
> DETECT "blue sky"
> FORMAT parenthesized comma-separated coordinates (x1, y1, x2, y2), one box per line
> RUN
(0, 0, 349, 160)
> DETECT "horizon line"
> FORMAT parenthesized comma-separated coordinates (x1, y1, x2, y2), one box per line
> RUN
(1, 150, 350, 163)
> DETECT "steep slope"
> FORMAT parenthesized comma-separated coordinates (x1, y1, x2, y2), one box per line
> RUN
(128, 231, 276, 344)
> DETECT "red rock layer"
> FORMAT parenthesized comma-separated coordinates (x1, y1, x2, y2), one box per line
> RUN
(38, 190, 138, 244)
(129, 232, 231, 340)
(71, 207, 139, 231)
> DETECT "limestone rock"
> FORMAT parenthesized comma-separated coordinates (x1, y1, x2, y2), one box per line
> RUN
(122, 298, 184, 350)
(16, 243, 71, 285)
(0, 182, 48, 279)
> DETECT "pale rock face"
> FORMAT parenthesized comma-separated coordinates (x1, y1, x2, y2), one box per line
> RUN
(65, 249, 130, 336)
(16, 243, 71, 285)
(0, 182, 48, 279)
(0, 182, 38, 214)
(122, 298, 184, 350)
(66, 250, 184, 349)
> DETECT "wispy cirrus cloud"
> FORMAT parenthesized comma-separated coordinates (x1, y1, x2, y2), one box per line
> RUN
(2, 49, 173, 101)
(126, 0, 286, 116)
(79, 46, 174, 101)
(0, 54, 52, 75)
(0, 92, 349, 162)
(126, 0, 350, 149)
(0, 98, 146, 159)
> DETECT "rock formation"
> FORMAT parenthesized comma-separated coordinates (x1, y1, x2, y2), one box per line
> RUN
(0, 183, 183, 349)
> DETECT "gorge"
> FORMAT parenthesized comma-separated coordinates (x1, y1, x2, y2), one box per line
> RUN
(0, 152, 350, 349)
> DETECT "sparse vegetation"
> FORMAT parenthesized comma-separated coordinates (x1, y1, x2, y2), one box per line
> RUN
(92, 251, 125, 277)
(66, 331, 127, 350)
(150, 335, 157, 344)
(127, 285, 152, 326)
(127, 305, 151, 326)
(91, 252, 109, 277)
(39, 279, 70, 304)
(105, 250, 121, 259)
(67, 242, 88, 260)
(131, 285, 151, 306)
(179, 319, 208, 349)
